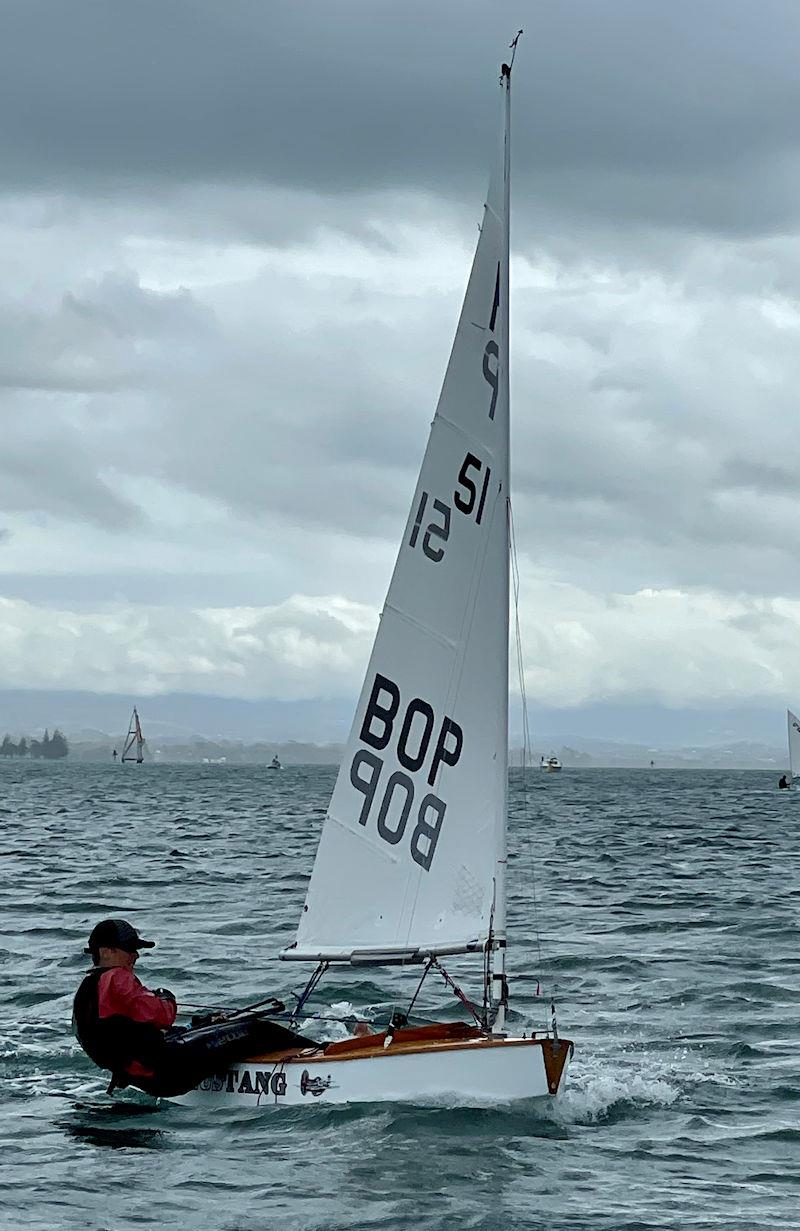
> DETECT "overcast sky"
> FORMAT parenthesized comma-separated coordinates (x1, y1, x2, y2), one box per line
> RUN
(2, 0, 800, 728)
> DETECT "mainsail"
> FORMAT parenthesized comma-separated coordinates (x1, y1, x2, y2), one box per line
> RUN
(788, 710, 800, 780)
(121, 707, 145, 764)
(284, 75, 512, 964)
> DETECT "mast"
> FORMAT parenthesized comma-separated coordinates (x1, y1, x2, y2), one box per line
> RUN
(488, 41, 517, 1031)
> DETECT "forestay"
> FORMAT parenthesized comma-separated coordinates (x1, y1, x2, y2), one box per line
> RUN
(788, 710, 800, 779)
(283, 77, 512, 964)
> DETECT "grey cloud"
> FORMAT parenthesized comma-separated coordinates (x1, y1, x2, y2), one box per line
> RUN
(720, 459, 800, 496)
(5, 186, 800, 589)
(0, 429, 140, 529)
(3, 4, 800, 711)
(3, 1, 800, 237)
(0, 271, 212, 393)
(0, 273, 215, 530)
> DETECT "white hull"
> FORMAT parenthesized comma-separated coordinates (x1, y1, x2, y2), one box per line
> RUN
(178, 1030, 572, 1110)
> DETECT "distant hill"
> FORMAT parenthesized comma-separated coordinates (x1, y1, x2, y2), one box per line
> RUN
(72, 738, 343, 766)
(0, 688, 790, 768)
(525, 737, 785, 770)
(69, 734, 787, 770)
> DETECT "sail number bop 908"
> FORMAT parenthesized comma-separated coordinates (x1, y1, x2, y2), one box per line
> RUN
(349, 673, 463, 872)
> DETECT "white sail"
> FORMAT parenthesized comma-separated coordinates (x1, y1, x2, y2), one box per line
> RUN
(121, 707, 145, 764)
(788, 710, 800, 779)
(284, 80, 511, 964)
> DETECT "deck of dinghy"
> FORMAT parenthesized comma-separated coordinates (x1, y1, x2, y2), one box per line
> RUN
(241, 1020, 572, 1094)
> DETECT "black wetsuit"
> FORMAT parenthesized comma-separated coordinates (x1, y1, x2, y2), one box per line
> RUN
(74, 969, 315, 1097)
(131, 1015, 317, 1098)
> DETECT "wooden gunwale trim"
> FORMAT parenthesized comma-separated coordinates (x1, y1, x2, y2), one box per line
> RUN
(245, 1034, 574, 1066)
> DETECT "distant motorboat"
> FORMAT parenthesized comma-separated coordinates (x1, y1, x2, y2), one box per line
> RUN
(540, 754, 562, 773)
(268, 755, 282, 771)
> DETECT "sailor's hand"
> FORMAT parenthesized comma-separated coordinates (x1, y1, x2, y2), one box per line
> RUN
(152, 987, 177, 1003)
(190, 1010, 227, 1028)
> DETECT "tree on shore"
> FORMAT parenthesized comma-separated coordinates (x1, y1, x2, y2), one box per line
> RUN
(47, 730, 69, 758)
(0, 730, 69, 758)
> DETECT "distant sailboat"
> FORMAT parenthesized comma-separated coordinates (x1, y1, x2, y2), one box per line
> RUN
(269, 755, 282, 771)
(785, 709, 800, 787)
(121, 708, 145, 764)
(184, 41, 573, 1109)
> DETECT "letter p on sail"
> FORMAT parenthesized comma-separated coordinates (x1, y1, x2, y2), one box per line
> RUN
(428, 717, 463, 786)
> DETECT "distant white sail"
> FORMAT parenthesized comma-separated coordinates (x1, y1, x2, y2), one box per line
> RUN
(121, 707, 145, 764)
(788, 710, 800, 779)
(285, 87, 511, 963)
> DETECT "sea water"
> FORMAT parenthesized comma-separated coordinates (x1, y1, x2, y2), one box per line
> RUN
(0, 762, 797, 1230)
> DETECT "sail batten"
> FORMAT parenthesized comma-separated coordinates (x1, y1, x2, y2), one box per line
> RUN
(282, 73, 511, 964)
(435, 411, 501, 455)
(382, 603, 457, 650)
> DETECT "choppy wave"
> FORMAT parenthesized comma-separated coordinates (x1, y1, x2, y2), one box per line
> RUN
(0, 762, 798, 1229)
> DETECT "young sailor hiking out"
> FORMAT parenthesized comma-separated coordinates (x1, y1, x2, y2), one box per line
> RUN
(72, 918, 313, 1097)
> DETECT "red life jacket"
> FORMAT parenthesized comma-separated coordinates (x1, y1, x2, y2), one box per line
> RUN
(73, 968, 165, 1077)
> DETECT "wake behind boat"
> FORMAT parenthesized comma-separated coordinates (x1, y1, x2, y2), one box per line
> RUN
(182, 39, 572, 1110)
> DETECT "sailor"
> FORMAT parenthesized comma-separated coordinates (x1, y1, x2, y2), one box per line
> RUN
(779, 774, 790, 790)
(72, 918, 179, 1093)
(73, 918, 317, 1098)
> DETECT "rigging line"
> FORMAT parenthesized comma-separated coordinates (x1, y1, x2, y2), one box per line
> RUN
(431, 957, 483, 1027)
(508, 498, 550, 1034)
(290, 960, 328, 1024)
(405, 956, 435, 1020)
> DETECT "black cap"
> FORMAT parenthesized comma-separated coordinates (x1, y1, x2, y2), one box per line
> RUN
(85, 919, 155, 955)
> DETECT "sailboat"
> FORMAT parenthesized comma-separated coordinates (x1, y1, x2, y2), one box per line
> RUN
(121, 707, 145, 764)
(186, 41, 572, 1108)
(785, 709, 800, 786)
(269, 755, 282, 770)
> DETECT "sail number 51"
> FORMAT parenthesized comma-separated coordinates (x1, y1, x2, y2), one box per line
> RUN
(409, 452, 491, 563)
